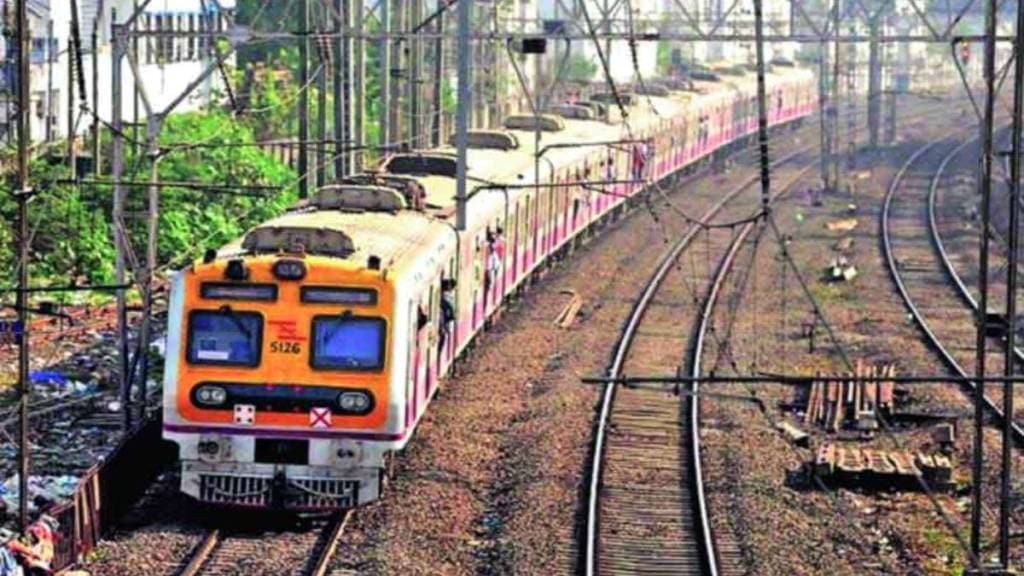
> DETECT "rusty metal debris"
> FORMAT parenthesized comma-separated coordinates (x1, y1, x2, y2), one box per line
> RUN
(801, 362, 897, 433)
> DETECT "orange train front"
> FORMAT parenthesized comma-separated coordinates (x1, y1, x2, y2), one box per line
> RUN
(162, 66, 815, 510)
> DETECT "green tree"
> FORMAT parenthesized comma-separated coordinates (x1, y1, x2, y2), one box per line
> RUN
(566, 54, 598, 83)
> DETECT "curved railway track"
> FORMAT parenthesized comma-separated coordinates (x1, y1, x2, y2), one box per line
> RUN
(80, 98, 960, 576)
(583, 143, 820, 575)
(881, 135, 1024, 443)
(583, 99, 968, 576)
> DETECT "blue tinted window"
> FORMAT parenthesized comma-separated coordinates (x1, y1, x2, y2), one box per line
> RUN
(311, 317, 385, 370)
(187, 310, 262, 366)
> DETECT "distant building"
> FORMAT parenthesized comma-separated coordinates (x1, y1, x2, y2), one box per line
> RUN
(0, 0, 235, 143)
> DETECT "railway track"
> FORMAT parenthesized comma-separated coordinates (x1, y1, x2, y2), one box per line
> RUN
(177, 511, 351, 576)
(583, 99, 967, 576)
(881, 134, 1024, 444)
(583, 138, 821, 574)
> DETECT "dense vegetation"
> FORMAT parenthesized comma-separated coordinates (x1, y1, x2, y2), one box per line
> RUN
(0, 107, 296, 289)
(0, 0, 464, 291)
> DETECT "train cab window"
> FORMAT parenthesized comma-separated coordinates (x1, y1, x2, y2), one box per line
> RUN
(311, 316, 386, 371)
(187, 309, 263, 366)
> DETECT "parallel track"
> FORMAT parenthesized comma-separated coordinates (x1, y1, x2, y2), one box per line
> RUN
(881, 136, 1024, 444)
(584, 143, 819, 575)
(584, 99, 962, 576)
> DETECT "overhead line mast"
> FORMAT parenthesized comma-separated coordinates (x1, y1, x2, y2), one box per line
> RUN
(14, 0, 31, 536)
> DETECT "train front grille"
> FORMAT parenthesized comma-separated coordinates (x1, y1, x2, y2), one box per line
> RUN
(199, 473, 272, 506)
(197, 473, 358, 509)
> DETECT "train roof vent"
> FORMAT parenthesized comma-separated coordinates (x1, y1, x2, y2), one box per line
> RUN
(712, 64, 747, 77)
(382, 153, 457, 178)
(547, 104, 595, 120)
(661, 78, 695, 91)
(315, 185, 407, 212)
(632, 83, 670, 97)
(688, 70, 720, 82)
(342, 173, 426, 210)
(448, 130, 521, 150)
(242, 226, 355, 257)
(575, 100, 607, 116)
(589, 92, 634, 106)
(503, 114, 565, 132)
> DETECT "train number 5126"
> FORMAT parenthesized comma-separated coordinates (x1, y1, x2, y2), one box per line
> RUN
(270, 341, 302, 354)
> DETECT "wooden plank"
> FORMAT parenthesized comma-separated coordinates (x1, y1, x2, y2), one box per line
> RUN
(865, 365, 877, 412)
(879, 364, 895, 409)
(805, 381, 818, 425)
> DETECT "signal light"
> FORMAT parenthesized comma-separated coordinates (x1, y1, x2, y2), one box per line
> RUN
(273, 258, 307, 281)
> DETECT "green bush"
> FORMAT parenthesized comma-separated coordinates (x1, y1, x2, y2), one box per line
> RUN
(0, 108, 296, 290)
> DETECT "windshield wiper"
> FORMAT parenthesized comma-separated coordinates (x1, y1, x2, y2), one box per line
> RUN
(321, 309, 354, 344)
(218, 304, 253, 341)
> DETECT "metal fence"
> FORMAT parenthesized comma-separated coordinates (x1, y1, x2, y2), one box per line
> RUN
(49, 417, 176, 570)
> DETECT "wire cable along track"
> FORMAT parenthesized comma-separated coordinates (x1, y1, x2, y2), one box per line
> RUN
(583, 136, 820, 574)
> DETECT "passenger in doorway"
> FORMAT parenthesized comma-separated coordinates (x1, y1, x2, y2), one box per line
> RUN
(631, 143, 648, 181)
(485, 230, 505, 326)
(439, 278, 456, 356)
(492, 227, 506, 262)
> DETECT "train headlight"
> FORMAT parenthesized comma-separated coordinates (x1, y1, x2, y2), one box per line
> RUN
(197, 435, 228, 462)
(198, 440, 220, 456)
(195, 385, 228, 407)
(338, 391, 373, 414)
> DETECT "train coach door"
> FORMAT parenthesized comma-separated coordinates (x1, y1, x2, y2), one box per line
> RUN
(411, 299, 429, 423)
(426, 284, 439, 398)
(511, 205, 520, 285)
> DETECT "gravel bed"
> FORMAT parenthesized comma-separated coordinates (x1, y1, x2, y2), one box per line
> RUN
(698, 108, 1024, 575)
(325, 147, 798, 575)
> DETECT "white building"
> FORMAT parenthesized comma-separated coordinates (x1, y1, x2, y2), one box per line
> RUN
(2, 0, 234, 143)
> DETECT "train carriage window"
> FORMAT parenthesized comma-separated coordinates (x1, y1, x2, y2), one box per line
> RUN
(187, 309, 263, 367)
(311, 315, 386, 371)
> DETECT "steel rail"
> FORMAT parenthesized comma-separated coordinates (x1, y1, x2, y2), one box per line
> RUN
(176, 511, 349, 576)
(928, 135, 1024, 440)
(584, 141, 817, 576)
(688, 159, 820, 573)
(310, 511, 353, 576)
(585, 99, 957, 575)
(881, 137, 1024, 444)
(178, 529, 220, 576)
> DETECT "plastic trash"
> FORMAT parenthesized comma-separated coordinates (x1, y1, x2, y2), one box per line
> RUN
(0, 475, 80, 512)
(28, 372, 66, 387)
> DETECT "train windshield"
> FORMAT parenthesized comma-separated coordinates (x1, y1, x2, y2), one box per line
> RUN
(311, 316, 386, 371)
(187, 309, 263, 366)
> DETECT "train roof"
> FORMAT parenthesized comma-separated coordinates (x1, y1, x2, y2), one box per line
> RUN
(211, 67, 813, 277)
(219, 208, 453, 278)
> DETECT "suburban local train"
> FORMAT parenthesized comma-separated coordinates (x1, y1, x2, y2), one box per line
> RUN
(162, 64, 815, 510)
